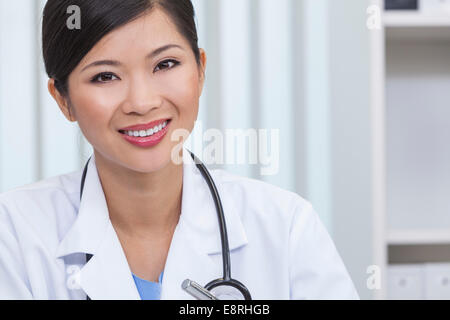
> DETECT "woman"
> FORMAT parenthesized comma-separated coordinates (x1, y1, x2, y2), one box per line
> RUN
(0, 0, 359, 300)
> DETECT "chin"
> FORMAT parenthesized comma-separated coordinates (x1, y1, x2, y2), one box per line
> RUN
(126, 150, 174, 173)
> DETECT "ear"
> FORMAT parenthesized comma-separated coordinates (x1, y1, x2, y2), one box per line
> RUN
(47, 78, 76, 122)
(198, 48, 207, 96)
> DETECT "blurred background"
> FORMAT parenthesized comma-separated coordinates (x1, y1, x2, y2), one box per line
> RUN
(1, 0, 450, 299)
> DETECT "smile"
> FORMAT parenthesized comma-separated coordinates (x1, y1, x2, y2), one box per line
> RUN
(118, 119, 171, 148)
(119, 120, 169, 138)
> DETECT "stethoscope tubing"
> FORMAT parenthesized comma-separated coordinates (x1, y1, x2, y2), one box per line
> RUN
(188, 152, 231, 281)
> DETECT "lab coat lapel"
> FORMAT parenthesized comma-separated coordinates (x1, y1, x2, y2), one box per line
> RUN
(79, 223, 140, 300)
(159, 215, 222, 300)
(56, 153, 140, 300)
(160, 148, 248, 299)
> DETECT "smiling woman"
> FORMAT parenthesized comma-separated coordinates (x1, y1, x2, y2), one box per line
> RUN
(41, 0, 208, 299)
(0, 0, 360, 301)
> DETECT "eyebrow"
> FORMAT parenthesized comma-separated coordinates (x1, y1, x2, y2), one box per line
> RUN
(81, 44, 184, 72)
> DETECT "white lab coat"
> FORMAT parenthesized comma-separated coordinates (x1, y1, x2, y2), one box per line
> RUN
(0, 147, 359, 300)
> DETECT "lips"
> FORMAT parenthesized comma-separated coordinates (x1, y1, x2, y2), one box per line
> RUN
(119, 119, 171, 148)
(118, 118, 171, 133)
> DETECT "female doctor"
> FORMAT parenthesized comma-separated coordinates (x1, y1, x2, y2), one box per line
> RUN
(0, 0, 359, 300)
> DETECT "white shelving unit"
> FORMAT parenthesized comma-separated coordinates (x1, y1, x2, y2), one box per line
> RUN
(372, 1, 450, 299)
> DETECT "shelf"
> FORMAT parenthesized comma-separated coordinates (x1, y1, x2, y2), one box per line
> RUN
(386, 26, 450, 42)
(383, 11, 450, 27)
(388, 230, 450, 245)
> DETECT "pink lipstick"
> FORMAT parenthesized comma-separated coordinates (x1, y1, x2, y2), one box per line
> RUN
(118, 119, 171, 148)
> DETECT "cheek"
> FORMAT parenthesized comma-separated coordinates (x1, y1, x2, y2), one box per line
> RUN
(70, 86, 118, 137)
(161, 68, 200, 120)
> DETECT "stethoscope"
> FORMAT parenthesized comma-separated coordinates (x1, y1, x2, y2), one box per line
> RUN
(80, 150, 251, 300)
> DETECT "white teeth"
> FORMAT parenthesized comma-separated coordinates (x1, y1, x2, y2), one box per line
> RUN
(123, 121, 168, 138)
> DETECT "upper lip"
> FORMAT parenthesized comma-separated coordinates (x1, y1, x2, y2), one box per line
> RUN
(119, 118, 171, 132)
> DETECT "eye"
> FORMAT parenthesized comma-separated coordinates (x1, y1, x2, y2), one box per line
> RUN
(91, 72, 119, 83)
(154, 59, 180, 72)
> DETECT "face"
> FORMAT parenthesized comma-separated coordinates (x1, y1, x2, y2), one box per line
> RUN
(49, 8, 206, 173)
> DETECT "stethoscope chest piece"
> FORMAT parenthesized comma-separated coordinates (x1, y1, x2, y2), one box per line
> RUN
(182, 278, 251, 300)
(205, 278, 252, 300)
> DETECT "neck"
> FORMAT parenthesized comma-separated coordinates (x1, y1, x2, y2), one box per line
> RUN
(93, 150, 183, 238)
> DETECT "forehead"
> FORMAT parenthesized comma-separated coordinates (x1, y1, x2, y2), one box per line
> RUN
(79, 8, 187, 65)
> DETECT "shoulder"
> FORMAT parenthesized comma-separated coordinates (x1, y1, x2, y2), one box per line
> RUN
(0, 169, 81, 211)
(0, 170, 82, 244)
(209, 169, 313, 227)
(207, 172, 359, 299)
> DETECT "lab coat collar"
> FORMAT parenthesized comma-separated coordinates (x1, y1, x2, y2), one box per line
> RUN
(55, 146, 248, 299)
(178, 147, 249, 255)
(56, 151, 109, 258)
(56, 152, 140, 299)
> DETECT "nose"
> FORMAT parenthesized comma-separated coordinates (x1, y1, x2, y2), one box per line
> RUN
(121, 73, 163, 114)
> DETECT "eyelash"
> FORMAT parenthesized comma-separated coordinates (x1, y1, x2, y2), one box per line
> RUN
(90, 59, 181, 83)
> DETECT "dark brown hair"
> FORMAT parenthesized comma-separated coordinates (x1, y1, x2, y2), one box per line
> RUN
(42, 0, 200, 98)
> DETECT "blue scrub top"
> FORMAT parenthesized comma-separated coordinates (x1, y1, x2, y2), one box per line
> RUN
(132, 271, 164, 300)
